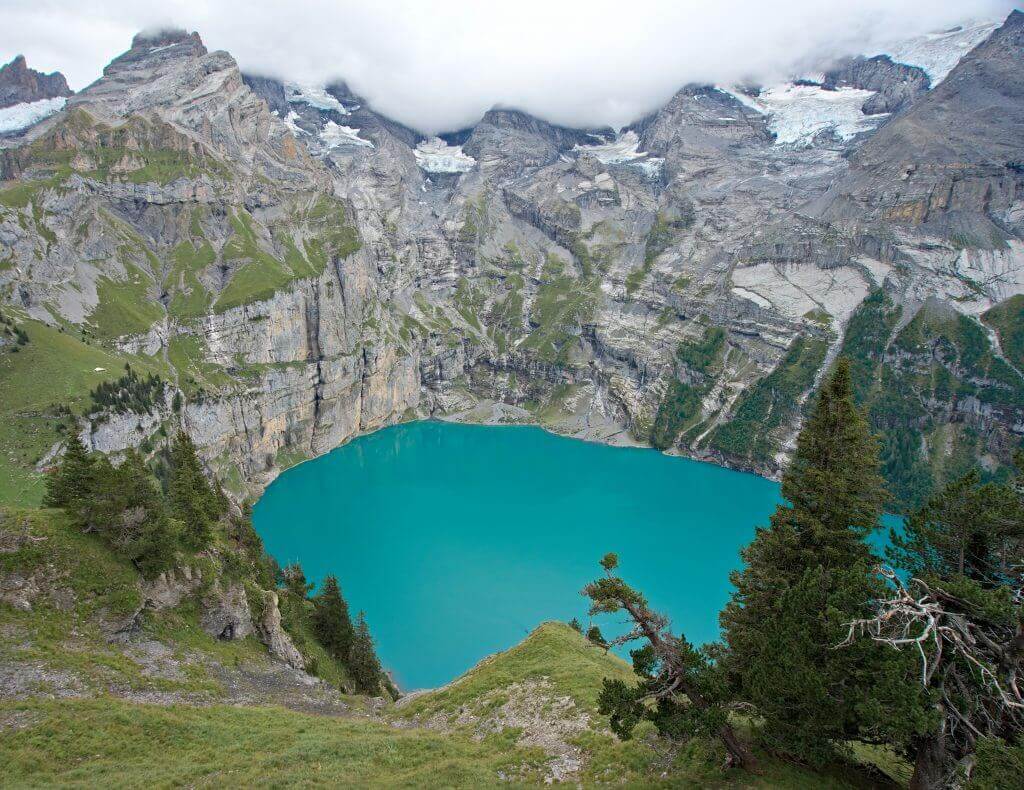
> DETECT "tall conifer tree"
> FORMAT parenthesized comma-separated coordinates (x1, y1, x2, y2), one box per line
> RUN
(348, 612, 383, 695)
(721, 358, 928, 763)
(43, 432, 94, 509)
(168, 431, 222, 550)
(313, 574, 355, 661)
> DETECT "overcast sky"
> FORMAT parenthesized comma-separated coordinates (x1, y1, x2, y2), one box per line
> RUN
(2, 0, 1018, 134)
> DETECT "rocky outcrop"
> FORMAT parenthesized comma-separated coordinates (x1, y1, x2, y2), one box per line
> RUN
(254, 590, 305, 669)
(812, 10, 1024, 243)
(0, 55, 73, 109)
(139, 565, 205, 610)
(823, 55, 930, 114)
(463, 108, 609, 176)
(200, 580, 253, 641)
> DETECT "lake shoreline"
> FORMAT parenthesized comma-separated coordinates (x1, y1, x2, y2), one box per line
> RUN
(253, 421, 784, 689)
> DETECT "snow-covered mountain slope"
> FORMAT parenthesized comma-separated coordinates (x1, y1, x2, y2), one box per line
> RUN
(874, 18, 1002, 84)
(0, 96, 66, 133)
(726, 83, 884, 147)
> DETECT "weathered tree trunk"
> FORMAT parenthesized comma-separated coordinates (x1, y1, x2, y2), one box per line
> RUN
(619, 596, 759, 771)
(909, 731, 948, 790)
(718, 723, 759, 771)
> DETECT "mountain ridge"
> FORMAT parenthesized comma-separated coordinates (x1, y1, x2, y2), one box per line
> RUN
(0, 14, 1022, 511)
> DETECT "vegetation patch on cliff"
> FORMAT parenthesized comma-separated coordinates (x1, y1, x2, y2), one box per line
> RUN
(520, 260, 599, 364)
(708, 334, 827, 464)
(650, 325, 727, 450)
(840, 292, 1024, 509)
(983, 294, 1024, 371)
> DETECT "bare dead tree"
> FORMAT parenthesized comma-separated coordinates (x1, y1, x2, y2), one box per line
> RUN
(839, 567, 1024, 788)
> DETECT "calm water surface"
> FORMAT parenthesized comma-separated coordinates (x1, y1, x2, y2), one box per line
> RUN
(253, 421, 783, 689)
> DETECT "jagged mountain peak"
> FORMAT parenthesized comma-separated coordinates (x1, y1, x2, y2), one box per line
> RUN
(812, 7, 1024, 242)
(130, 27, 206, 51)
(3, 27, 329, 192)
(102, 28, 209, 78)
(630, 83, 772, 162)
(0, 54, 73, 110)
(461, 107, 613, 176)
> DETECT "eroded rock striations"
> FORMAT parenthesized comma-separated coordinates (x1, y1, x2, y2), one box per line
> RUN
(2, 15, 1024, 509)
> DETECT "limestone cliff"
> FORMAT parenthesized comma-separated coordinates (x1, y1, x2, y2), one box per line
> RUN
(2, 16, 1023, 509)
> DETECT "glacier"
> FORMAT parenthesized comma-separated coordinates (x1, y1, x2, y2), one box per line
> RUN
(414, 138, 476, 173)
(573, 130, 664, 176)
(876, 19, 1001, 84)
(318, 120, 373, 149)
(0, 97, 67, 134)
(285, 83, 349, 114)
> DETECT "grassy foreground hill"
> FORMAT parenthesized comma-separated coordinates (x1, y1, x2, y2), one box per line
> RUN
(0, 504, 906, 787)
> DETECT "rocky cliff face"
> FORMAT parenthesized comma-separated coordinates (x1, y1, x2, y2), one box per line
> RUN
(0, 55, 73, 109)
(2, 15, 1024, 509)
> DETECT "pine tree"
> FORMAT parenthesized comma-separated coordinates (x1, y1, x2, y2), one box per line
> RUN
(348, 611, 383, 694)
(109, 452, 179, 577)
(585, 553, 759, 770)
(282, 562, 313, 600)
(721, 358, 928, 763)
(776, 357, 886, 569)
(863, 466, 1024, 785)
(585, 625, 606, 646)
(70, 451, 179, 577)
(43, 432, 94, 509)
(168, 431, 223, 550)
(888, 470, 1023, 583)
(568, 617, 583, 633)
(313, 574, 355, 660)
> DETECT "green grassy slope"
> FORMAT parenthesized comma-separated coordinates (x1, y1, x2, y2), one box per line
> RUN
(0, 618, 906, 788)
(0, 698, 548, 788)
(395, 623, 904, 788)
(396, 621, 634, 718)
(0, 507, 267, 698)
(0, 320, 168, 505)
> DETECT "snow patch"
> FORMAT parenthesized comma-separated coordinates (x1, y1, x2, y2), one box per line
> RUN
(286, 83, 349, 115)
(414, 137, 475, 173)
(318, 120, 373, 149)
(574, 130, 646, 163)
(574, 130, 663, 177)
(634, 158, 664, 178)
(280, 110, 307, 136)
(731, 84, 885, 148)
(875, 19, 1000, 84)
(0, 97, 66, 133)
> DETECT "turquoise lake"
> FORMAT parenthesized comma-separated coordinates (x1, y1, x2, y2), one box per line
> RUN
(253, 421, 784, 690)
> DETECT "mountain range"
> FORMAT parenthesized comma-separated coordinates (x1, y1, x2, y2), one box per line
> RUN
(1, 12, 1023, 509)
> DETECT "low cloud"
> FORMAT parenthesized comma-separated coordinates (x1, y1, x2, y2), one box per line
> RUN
(1, 0, 1016, 134)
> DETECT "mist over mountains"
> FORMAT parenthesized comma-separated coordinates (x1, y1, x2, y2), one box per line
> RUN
(1, 0, 1017, 133)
